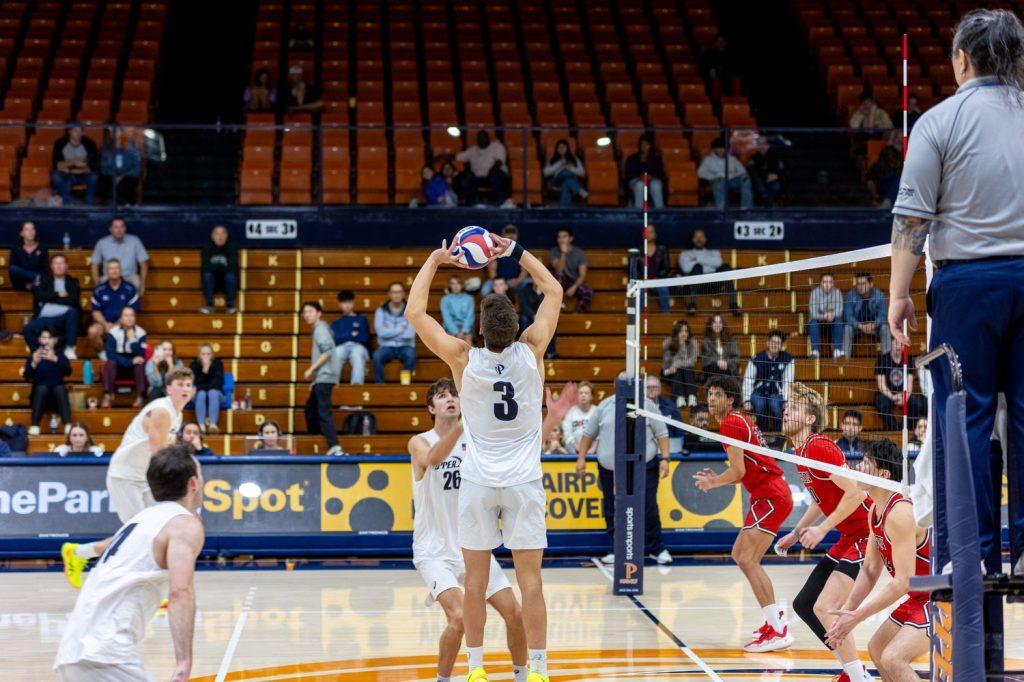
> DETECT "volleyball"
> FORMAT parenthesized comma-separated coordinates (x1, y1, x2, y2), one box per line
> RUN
(452, 225, 496, 269)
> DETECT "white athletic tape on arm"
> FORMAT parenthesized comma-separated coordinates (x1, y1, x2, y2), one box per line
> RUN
(630, 406, 906, 493)
(635, 243, 893, 290)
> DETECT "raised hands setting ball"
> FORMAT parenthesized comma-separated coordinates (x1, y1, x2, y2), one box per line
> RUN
(452, 225, 496, 269)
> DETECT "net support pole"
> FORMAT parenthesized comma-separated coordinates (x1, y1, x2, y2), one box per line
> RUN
(613, 376, 646, 596)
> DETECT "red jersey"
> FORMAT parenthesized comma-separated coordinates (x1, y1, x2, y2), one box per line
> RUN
(871, 493, 932, 601)
(795, 433, 870, 537)
(719, 411, 785, 495)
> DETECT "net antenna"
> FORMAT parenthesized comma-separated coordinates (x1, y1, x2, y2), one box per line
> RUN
(625, 171, 650, 413)
(900, 32, 911, 486)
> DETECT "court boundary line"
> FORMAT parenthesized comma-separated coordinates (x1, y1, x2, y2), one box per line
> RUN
(591, 559, 725, 681)
(215, 585, 257, 682)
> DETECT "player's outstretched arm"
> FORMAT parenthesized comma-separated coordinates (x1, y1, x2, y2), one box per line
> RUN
(146, 407, 171, 455)
(826, 532, 883, 647)
(491, 235, 563, 358)
(406, 242, 471, 368)
(165, 514, 204, 682)
(408, 426, 463, 477)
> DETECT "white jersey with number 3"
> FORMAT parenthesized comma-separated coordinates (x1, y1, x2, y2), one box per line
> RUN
(459, 343, 542, 487)
(412, 428, 466, 563)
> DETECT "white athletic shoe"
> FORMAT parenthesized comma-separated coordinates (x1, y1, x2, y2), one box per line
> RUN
(752, 610, 786, 636)
(325, 445, 345, 456)
(600, 553, 615, 564)
(743, 624, 793, 653)
(650, 549, 672, 565)
(833, 349, 844, 359)
(676, 396, 686, 409)
(28, 425, 40, 436)
(810, 350, 820, 358)
(63, 347, 78, 360)
(688, 394, 697, 407)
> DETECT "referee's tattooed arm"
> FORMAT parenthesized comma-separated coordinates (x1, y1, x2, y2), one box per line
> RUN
(891, 214, 931, 256)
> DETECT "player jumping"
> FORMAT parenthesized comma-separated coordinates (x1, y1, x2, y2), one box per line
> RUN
(54, 444, 205, 682)
(695, 374, 794, 652)
(778, 382, 874, 682)
(406, 232, 562, 682)
(61, 368, 195, 588)
(826, 439, 932, 682)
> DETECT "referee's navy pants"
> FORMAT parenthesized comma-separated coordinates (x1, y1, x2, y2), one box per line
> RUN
(928, 258, 1024, 563)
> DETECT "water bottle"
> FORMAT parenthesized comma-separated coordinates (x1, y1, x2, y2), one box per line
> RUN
(361, 415, 371, 436)
(244, 388, 252, 410)
(83, 359, 93, 385)
(62, 232, 71, 250)
(49, 415, 58, 434)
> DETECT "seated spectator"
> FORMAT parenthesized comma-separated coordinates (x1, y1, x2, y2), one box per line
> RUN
(244, 69, 276, 112)
(746, 136, 783, 206)
(51, 121, 99, 205)
(543, 138, 588, 207)
(742, 330, 794, 433)
(549, 227, 592, 313)
(285, 65, 324, 112)
(906, 94, 923, 132)
(145, 339, 184, 400)
(179, 422, 214, 457)
(441, 276, 474, 344)
(643, 224, 671, 312)
(25, 326, 72, 436)
(647, 374, 684, 451)
(683, 404, 719, 454)
(678, 229, 738, 315)
(100, 127, 142, 205)
(624, 134, 665, 208)
(372, 282, 417, 383)
(700, 34, 738, 97)
(908, 417, 928, 455)
(490, 277, 514, 303)
(849, 90, 894, 131)
(482, 224, 528, 296)
(455, 130, 510, 207)
(808, 273, 844, 358)
(835, 410, 866, 456)
(561, 381, 598, 456)
(90, 217, 149, 292)
(101, 307, 147, 408)
(519, 280, 556, 359)
(697, 138, 752, 209)
(9, 221, 48, 291)
(88, 259, 140, 358)
(254, 419, 290, 453)
(843, 272, 890, 357)
(200, 225, 239, 313)
(54, 422, 104, 457)
(331, 290, 370, 385)
(699, 313, 740, 382)
(289, 21, 314, 50)
(875, 339, 927, 431)
(419, 165, 458, 207)
(24, 254, 80, 359)
(662, 320, 699, 408)
(190, 344, 225, 434)
(867, 144, 903, 207)
(543, 423, 568, 454)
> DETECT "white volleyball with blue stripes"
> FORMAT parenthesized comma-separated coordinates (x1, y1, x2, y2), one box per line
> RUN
(452, 225, 495, 269)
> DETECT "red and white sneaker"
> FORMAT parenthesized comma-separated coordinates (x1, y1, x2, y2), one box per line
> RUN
(831, 666, 873, 682)
(742, 624, 793, 653)
(751, 610, 786, 636)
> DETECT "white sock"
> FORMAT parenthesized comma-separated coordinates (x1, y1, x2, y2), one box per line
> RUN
(529, 649, 547, 675)
(513, 664, 528, 682)
(437, 677, 450, 682)
(763, 604, 783, 631)
(73, 543, 98, 560)
(467, 646, 484, 671)
(843, 660, 863, 677)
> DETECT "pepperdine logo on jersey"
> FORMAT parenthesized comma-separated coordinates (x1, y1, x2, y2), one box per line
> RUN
(496, 364, 505, 375)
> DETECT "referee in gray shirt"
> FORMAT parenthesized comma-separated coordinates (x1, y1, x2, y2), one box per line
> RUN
(888, 9, 1024, 567)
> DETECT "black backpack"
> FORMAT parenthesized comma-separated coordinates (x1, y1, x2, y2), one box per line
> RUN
(1, 424, 29, 453)
(343, 412, 377, 436)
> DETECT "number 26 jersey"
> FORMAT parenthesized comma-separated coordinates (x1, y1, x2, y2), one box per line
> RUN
(459, 342, 543, 487)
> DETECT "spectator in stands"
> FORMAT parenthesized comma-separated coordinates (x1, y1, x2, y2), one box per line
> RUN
(624, 134, 666, 208)
(9, 221, 48, 291)
(543, 423, 568, 454)
(190, 344, 225, 435)
(145, 340, 183, 401)
(906, 94, 923, 132)
(455, 130, 511, 207)
(244, 69, 276, 112)
(490, 277, 513, 303)
(331, 290, 370, 385)
(647, 373, 685, 449)
(700, 313, 740, 383)
(289, 21, 314, 50)
(663, 320, 699, 408)
(543, 138, 588, 207)
(88, 259, 140, 359)
(440, 275, 474, 344)
(100, 127, 142, 205)
(549, 227, 592, 313)
(482, 224, 528, 297)
(875, 338, 927, 431)
(24, 254, 81, 359)
(200, 225, 239, 314)
(867, 144, 903, 208)
(678, 228, 738, 315)
(908, 416, 927, 455)
(302, 301, 343, 456)
(742, 330, 794, 432)
(843, 272, 890, 358)
(419, 165, 457, 207)
(835, 409, 866, 457)
(51, 121, 99, 205)
(697, 138, 753, 209)
(101, 306, 147, 408)
(90, 217, 149, 293)
(849, 90, 894, 131)
(808, 273, 844, 358)
(746, 137, 784, 206)
(179, 422, 214, 457)
(561, 381, 597, 456)
(54, 423, 104, 457)
(372, 282, 417, 383)
(285, 64, 323, 112)
(683, 404, 719, 454)
(25, 326, 72, 436)
(643, 224, 671, 312)
(519, 280, 556, 359)
(253, 419, 290, 453)
(701, 34, 737, 97)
